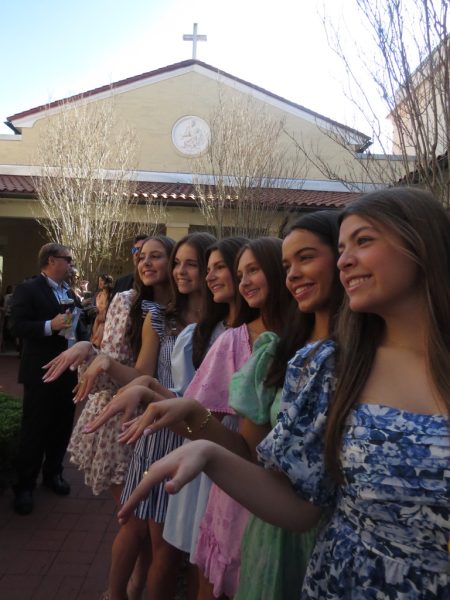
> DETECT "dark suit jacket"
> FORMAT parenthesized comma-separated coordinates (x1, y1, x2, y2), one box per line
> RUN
(11, 275, 88, 385)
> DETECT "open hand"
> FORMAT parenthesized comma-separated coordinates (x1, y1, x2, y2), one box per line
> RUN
(73, 354, 111, 403)
(83, 385, 155, 433)
(42, 341, 93, 382)
(118, 396, 199, 444)
(117, 440, 215, 524)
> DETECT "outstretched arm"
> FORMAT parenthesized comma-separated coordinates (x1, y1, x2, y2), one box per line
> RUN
(83, 385, 167, 433)
(42, 341, 96, 382)
(117, 396, 259, 460)
(73, 312, 160, 402)
(118, 439, 321, 532)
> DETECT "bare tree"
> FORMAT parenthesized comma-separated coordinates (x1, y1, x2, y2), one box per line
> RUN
(294, 0, 450, 207)
(193, 90, 308, 238)
(33, 98, 165, 283)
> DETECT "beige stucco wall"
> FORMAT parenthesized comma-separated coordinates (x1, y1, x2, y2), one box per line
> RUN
(0, 69, 374, 181)
(388, 63, 449, 157)
(0, 218, 47, 290)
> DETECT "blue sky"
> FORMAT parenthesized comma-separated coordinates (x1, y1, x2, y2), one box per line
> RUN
(0, 0, 370, 135)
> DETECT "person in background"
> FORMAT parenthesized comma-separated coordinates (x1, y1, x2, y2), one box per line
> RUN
(69, 268, 89, 304)
(90, 275, 114, 348)
(10, 243, 89, 515)
(1, 284, 14, 349)
(112, 234, 148, 296)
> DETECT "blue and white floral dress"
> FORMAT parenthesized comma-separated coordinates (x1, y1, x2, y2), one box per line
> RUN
(258, 340, 450, 599)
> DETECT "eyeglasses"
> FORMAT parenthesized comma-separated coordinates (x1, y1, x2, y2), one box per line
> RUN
(131, 246, 141, 255)
(54, 255, 73, 263)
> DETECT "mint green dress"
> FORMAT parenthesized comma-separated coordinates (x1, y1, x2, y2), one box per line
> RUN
(229, 332, 317, 600)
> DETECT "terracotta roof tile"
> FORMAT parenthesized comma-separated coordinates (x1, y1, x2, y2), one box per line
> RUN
(0, 174, 35, 194)
(0, 174, 360, 209)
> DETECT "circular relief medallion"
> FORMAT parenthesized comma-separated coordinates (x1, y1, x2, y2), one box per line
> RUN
(172, 116, 210, 156)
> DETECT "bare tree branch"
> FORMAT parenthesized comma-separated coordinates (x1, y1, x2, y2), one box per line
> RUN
(33, 97, 166, 282)
(192, 88, 309, 238)
(294, 0, 450, 207)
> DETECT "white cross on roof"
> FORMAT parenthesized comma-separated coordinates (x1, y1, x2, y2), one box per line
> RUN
(183, 23, 207, 60)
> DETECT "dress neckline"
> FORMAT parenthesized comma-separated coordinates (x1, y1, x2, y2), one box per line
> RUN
(355, 401, 448, 420)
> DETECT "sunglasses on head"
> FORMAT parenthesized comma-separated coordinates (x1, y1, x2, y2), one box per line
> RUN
(54, 255, 73, 263)
(131, 246, 141, 255)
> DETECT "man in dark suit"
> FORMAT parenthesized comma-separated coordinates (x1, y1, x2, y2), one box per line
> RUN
(111, 233, 147, 296)
(11, 243, 88, 515)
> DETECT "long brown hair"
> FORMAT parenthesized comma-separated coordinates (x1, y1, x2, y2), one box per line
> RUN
(192, 236, 249, 369)
(129, 235, 175, 357)
(165, 232, 216, 328)
(325, 187, 450, 481)
(266, 210, 343, 388)
(234, 237, 294, 334)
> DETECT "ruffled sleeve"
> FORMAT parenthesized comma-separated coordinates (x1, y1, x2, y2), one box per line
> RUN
(257, 339, 337, 507)
(228, 331, 279, 424)
(184, 324, 252, 414)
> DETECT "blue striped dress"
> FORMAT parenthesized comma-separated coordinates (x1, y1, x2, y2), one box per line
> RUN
(120, 305, 184, 522)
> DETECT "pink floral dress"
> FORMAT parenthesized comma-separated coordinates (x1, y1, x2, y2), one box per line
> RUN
(68, 290, 136, 495)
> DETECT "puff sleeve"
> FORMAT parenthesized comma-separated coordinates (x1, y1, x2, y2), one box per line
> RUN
(183, 324, 252, 414)
(228, 331, 279, 424)
(257, 339, 337, 507)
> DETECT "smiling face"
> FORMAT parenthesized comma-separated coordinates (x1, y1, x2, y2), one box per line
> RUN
(172, 243, 201, 295)
(282, 229, 336, 314)
(237, 249, 269, 310)
(137, 239, 170, 287)
(337, 214, 420, 316)
(206, 249, 235, 304)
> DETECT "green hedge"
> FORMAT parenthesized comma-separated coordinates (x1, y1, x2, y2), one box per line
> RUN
(0, 393, 22, 491)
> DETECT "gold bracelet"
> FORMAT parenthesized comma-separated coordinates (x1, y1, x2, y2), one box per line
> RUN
(199, 408, 212, 431)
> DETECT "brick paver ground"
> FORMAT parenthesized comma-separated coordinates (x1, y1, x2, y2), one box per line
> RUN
(0, 354, 117, 599)
(0, 463, 117, 600)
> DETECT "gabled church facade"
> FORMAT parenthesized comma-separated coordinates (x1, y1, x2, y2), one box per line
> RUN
(0, 59, 375, 289)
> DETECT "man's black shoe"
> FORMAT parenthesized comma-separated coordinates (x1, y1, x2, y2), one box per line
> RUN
(13, 489, 34, 515)
(42, 474, 71, 496)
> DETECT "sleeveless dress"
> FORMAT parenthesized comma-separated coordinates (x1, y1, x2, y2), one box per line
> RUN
(231, 332, 316, 600)
(258, 340, 450, 599)
(163, 323, 248, 560)
(120, 313, 183, 522)
(68, 290, 136, 494)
